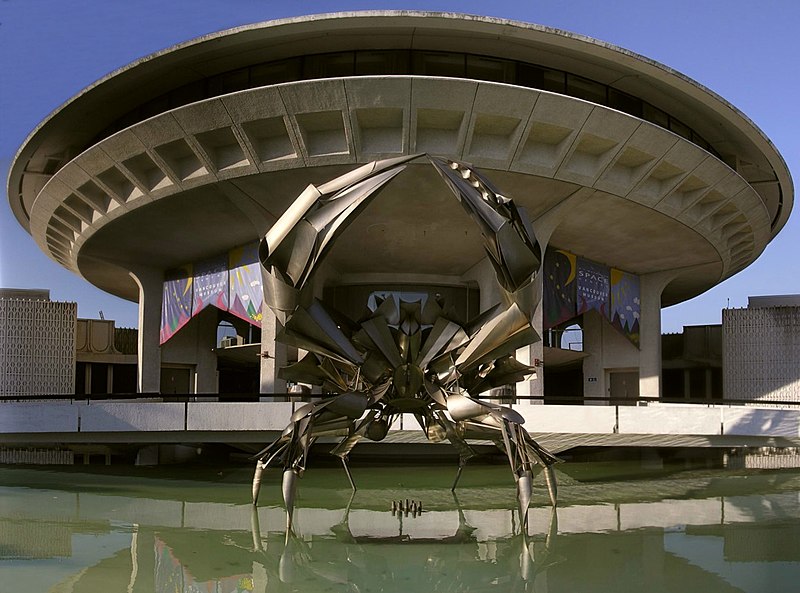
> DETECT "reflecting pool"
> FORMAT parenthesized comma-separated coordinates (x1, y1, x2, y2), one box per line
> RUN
(1, 462, 799, 592)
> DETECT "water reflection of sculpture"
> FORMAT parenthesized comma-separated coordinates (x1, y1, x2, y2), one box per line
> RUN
(248, 498, 562, 591)
(251, 154, 561, 529)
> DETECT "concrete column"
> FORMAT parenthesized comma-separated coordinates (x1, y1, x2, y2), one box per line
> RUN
(85, 363, 93, 395)
(581, 309, 608, 402)
(515, 275, 545, 405)
(129, 267, 163, 394)
(638, 272, 673, 399)
(106, 364, 114, 394)
(194, 310, 218, 394)
(260, 310, 287, 398)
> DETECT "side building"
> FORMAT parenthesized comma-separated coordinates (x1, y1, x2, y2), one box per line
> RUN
(0, 288, 76, 397)
(0, 288, 137, 397)
(724, 295, 800, 403)
(661, 324, 723, 401)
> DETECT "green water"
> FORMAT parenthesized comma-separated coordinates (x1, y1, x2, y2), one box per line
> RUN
(1, 462, 799, 592)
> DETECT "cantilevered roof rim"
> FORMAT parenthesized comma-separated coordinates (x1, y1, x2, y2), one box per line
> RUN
(8, 10, 792, 235)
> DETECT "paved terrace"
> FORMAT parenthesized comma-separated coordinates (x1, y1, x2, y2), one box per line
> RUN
(2, 400, 799, 451)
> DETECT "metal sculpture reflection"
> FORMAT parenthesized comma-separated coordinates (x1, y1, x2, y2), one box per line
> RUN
(252, 155, 560, 529)
(248, 496, 562, 591)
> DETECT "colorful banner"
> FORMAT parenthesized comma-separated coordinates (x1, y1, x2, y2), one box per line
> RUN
(160, 264, 193, 344)
(610, 268, 640, 347)
(543, 248, 577, 329)
(159, 242, 265, 343)
(229, 242, 264, 326)
(193, 253, 228, 315)
(576, 257, 610, 318)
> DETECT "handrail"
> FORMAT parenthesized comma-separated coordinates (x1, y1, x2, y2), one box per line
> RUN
(1, 393, 799, 407)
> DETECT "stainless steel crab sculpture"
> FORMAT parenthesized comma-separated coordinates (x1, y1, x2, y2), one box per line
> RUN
(251, 154, 560, 529)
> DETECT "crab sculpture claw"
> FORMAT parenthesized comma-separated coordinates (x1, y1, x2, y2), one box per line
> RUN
(251, 155, 561, 529)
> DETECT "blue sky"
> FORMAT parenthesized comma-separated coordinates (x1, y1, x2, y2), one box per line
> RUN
(1, 0, 797, 331)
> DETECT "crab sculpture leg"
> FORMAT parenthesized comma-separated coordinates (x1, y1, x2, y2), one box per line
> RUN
(252, 154, 561, 529)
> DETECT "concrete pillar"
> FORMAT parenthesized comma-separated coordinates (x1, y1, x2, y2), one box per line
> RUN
(260, 310, 287, 398)
(515, 279, 545, 405)
(581, 309, 608, 402)
(638, 272, 673, 399)
(129, 267, 163, 394)
(84, 363, 93, 395)
(106, 364, 114, 394)
(194, 309, 218, 394)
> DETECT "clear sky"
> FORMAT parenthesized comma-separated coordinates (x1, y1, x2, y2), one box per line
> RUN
(1, 0, 797, 332)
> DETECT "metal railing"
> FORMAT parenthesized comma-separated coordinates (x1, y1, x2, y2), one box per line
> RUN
(2, 393, 799, 408)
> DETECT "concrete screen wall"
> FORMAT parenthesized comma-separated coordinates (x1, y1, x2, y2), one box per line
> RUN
(724, 300, 800, 403)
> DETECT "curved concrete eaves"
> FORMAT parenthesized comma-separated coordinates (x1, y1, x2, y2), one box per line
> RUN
(27, 76, 769, 306)
(8, 11, 792, 242)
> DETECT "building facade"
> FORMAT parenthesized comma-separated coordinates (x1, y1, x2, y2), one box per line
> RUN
(662, 324, 723, 402)
(6, 12, 793, 402)
(724, 295, 800, 403)
(0, 288, 138, 397)
(0, 289, 76, 397)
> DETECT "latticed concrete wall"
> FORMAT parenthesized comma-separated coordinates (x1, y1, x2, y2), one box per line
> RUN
(0, 297, 76, 396)
(723, 306, 800, 402)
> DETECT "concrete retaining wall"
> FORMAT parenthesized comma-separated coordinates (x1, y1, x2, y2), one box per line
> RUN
(80, 403, 185, 432)
(186, 402, 293, 431)
(1, 401, 799, 439)
(513, 404, 617, 433)
(0, 403, 80, 432)
(618, 405, 721, 435)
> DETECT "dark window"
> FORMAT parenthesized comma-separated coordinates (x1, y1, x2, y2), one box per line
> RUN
(516, 63, 544, 89)
(541, 69, 566, 93)
(643, 103, 669, 128)
(91, 363, 109, 395)
(413, 52, 465, 77)
(303, 52, 355, 79)
(711, 368, 723, 400)
(169, 81, 205, 109)
(220, 68, 250, 93)
(689, 368, 706, 400)
(669, 117, 692, 140)
(567, 74, 606, 104)
(608, 88, 642, 117)
(251, 58, 303, 86)
(662, 368, 684, 399)
(691, 132, 711, 152)
(355, 50, 409, 75)
(466, 55, 514, 83)
(112, 364, 137, 394)
(75, 361, 86, 395)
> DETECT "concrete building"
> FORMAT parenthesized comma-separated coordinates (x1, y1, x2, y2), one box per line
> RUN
(75, 318, 138, 396)
(0, 288, 138, 397)
(724, 295, 800, 403)
(0, 289, 76, 397)
(6, 12, 793, 402)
